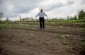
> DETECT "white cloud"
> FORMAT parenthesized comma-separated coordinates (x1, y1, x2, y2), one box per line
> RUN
(6, 0, 14, 12)
(0, 0, 85, 21)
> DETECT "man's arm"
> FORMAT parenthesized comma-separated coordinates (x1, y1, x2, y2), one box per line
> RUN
(35, 12, 40, 18)
(44, 12, 47, 17)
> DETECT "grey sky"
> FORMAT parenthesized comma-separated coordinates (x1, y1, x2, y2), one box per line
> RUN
(0, 0, 85, 20)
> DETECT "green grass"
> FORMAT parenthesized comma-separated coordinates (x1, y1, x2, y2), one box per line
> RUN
(46, 19, 85, 23)
(0, 19, 85, 29)
(0, 24, 12, 29)
(78, 39, 85, 50)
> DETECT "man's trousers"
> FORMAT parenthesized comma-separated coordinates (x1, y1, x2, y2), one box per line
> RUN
(39, 17, 45, 28)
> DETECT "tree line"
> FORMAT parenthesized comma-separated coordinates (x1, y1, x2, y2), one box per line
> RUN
(78, 10, 85, 20)
(67, 10, 85, 20)
(0, 10, 85, 21)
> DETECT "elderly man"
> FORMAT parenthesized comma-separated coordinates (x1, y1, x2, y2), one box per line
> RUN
(35, 9, 48, 29)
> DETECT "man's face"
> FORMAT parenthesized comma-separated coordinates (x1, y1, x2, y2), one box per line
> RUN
(40, 9, 43, 12)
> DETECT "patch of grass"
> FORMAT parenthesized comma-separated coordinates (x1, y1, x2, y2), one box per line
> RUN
(79, 40, 85, 50)
(0, 24, 12, 29)
(59, 34, 68, 45)
(78, 39, 85, 55)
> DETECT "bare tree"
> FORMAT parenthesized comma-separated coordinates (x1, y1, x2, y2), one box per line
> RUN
(0, 12, 4, 20)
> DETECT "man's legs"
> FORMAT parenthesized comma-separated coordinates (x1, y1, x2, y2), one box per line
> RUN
(42, 17, 45, 28)
(39, 17, 42, 28)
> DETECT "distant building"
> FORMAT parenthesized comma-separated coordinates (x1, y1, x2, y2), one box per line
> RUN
(19, 17, 39, 22)
(20, 17, 29, 22)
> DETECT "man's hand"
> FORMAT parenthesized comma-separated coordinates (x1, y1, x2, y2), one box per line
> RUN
(46, 16, 49, 20)
(35, 16, 37, 18)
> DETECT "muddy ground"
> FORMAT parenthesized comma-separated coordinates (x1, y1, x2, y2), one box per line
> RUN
(0, 24, 85, 55)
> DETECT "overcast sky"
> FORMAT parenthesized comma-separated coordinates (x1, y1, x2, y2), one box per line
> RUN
(0, 0, 85, 21)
